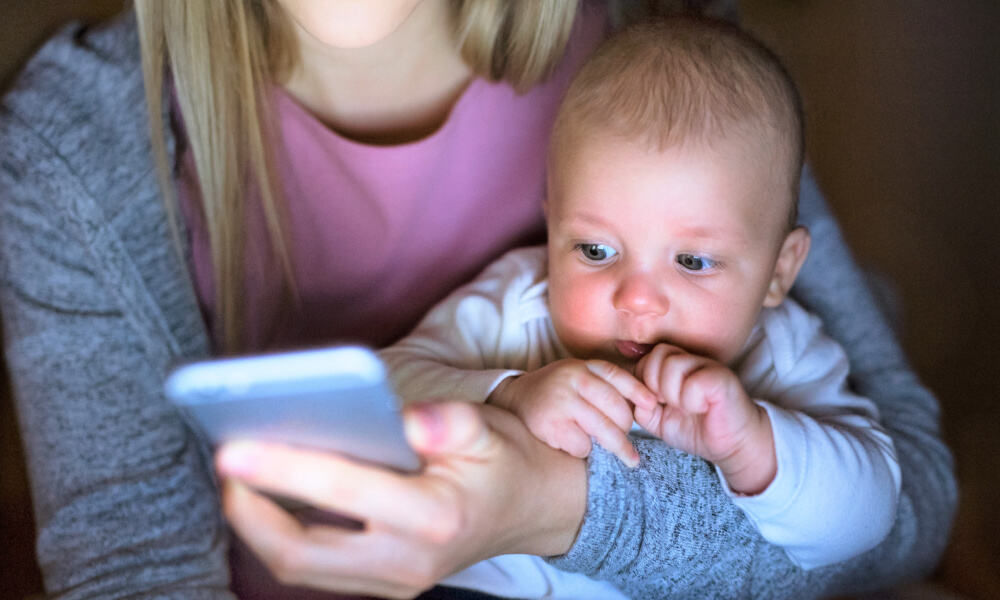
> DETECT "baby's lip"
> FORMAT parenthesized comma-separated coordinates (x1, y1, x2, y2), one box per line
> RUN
(615, 340, 655, 360)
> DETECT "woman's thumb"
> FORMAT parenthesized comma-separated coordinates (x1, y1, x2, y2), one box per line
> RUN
(403, 401, 492, 457)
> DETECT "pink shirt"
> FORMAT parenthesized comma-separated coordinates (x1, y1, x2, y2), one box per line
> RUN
(179, 5, 607, 353)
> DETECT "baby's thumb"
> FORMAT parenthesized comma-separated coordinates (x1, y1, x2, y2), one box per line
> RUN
(403, 401, 492, 458)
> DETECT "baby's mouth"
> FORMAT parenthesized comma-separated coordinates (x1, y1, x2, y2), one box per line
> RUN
(615, 340, 655, 360)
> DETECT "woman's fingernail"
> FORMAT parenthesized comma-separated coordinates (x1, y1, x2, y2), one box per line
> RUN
(217, 441, 259, 477)
(408, 403, 446, 449)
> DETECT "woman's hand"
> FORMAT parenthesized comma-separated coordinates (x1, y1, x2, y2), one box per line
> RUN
(216, 401, 588, 599)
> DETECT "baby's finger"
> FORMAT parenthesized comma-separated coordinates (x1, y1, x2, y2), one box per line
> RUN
(633, 403, 662, 433)
(586, 359, 658, 410)
(680, 364, 734, 414)
(635, 344, 686, 396)
(574, 405, 639, 467)
(659, 353, 708, 410)
(575, 374, 636, 432)
(554, 423, 594, 459)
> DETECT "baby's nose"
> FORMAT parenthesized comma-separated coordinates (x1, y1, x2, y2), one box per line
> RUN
(612, 272, 668, 317)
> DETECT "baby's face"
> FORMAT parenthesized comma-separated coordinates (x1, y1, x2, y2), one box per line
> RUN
(546, 132, 794, 366)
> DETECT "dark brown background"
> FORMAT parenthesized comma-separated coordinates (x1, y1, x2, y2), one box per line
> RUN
(2, 1, 997, 599)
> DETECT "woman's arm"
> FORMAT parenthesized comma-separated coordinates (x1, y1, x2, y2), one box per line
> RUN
(0, 132, 233, 600)
(0, 21, 234, 598)
(547, 167, 957, 597)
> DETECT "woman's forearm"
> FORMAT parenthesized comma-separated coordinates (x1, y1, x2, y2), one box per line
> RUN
(484, 403, 590, 558)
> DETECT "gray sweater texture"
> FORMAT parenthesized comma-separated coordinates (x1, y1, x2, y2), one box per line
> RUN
(0, 12, 956, 600)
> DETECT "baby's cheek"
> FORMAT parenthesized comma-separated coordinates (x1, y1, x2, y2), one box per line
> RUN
(692, 305, 757, 364)
(550, 280, 610, 352)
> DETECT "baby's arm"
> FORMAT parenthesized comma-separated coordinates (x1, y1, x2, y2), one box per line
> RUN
(379, 250, 540, 406)
(734, 302, 902, 569)
(637, 303, 901, 569)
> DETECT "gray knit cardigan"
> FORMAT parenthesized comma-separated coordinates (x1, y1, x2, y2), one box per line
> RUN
(0, 13, 956, 600)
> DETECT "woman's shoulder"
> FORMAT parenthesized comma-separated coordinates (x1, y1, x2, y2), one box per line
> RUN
(3, 11, 142, 127)
(0, 10, 162, 224)
(0, 11, 182, 313)
(1, 10, 149, 180)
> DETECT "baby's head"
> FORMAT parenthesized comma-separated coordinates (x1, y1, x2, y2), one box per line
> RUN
(545, 16, 811, 366)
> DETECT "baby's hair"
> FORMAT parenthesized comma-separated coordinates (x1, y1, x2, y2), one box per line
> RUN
(552, 16, 805, 230)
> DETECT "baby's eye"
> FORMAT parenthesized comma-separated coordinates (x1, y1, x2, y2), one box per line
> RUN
(576, 243, 618, 263)
(676, 253, 718, 272)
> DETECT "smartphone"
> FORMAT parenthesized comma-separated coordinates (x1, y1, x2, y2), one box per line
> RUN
(164, 345, 421, 473)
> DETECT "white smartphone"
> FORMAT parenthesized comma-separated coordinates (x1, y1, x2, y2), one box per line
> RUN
(164, 345, 421, 473)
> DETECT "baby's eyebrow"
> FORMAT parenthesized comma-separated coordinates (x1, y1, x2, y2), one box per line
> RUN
(560, 211, 614, 229)
(675, 225, 747, 245)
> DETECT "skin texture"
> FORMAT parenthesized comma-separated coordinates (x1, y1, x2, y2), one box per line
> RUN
(632, 343, 777, 493)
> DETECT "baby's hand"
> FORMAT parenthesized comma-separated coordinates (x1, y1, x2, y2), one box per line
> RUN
(489, 359, 657, 467)
(634, 344, 775, 494)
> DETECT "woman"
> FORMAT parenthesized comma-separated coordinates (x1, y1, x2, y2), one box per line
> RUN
(0, 1, 955, 598)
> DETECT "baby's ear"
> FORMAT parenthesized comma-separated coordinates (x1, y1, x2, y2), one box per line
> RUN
(763, 226, 811, 307)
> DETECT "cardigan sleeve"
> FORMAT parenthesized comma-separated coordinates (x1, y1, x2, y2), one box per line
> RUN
(547, 167, 957, 599)
(0, 20, 234, 600)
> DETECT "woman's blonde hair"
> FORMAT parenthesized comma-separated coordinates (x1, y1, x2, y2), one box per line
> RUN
(135, 0, 579, 353)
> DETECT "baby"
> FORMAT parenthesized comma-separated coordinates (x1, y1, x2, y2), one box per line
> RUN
(382, 16, 900, 598)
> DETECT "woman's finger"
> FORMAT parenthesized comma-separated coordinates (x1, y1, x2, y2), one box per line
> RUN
(222, 479, 433, 598)
(216, 441, 448, 535)
(403, 401, 493, 457)
(221, 478, 307, 571)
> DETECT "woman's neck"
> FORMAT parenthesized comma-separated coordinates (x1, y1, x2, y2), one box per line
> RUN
(282, 0, 473, 145)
